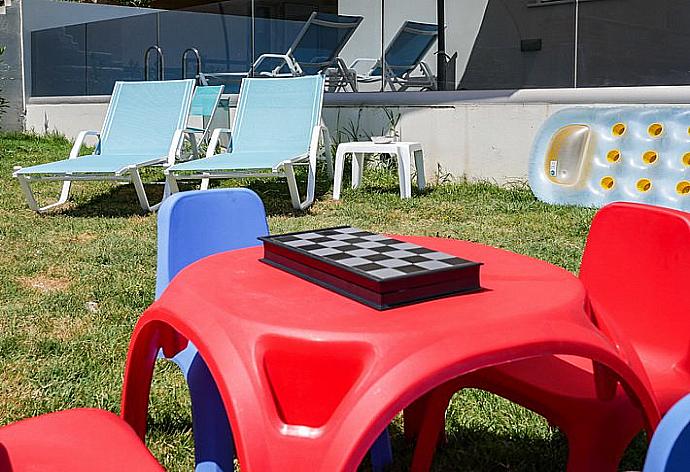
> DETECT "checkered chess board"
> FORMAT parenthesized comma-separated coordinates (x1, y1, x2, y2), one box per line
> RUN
(266, 226, 475, 281)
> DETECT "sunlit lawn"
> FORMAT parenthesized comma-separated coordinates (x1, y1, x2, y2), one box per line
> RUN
(0, 132, 645, 471)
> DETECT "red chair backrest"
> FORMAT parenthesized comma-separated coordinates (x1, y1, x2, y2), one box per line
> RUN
(580, 202, 690, 364)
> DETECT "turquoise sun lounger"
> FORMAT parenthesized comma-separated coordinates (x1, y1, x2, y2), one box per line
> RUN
(166, 75, 332, 210)
(13, 79, 195, 212)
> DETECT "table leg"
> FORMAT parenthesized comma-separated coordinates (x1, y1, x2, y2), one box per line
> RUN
(414, 148, 426, 190)
(352, 153, 365, 189)
(397, 147, 413, 198)
(333, 148, 347, 200)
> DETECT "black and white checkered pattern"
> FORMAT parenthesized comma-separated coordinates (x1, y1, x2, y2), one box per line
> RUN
(271, 227, 472, 280)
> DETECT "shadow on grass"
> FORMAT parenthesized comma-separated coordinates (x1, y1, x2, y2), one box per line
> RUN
(58, 167, 336, 218)
(60, 183, 165, 218)
(375, 426, 645, 471)
(369, 426, 567, 472)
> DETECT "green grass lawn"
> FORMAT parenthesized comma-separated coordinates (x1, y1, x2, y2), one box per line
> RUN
(0, 132, 645, 471)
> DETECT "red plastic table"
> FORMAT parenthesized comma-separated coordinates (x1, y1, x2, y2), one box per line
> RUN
(120, 236, 660, 471)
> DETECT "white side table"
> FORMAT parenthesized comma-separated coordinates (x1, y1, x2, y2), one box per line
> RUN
(333, 141, 426, 200)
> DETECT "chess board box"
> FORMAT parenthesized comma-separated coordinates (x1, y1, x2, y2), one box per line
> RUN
(259, 227, 482, 310)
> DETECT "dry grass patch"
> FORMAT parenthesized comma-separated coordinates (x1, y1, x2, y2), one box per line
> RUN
(17, 274, 71, 293)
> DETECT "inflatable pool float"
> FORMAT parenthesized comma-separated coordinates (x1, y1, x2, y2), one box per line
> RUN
(529, 107, 690, 211)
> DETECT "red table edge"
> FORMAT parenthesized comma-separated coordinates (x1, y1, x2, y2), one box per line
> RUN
(120, 305, 661, 471)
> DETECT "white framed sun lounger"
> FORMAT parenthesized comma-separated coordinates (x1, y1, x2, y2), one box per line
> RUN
(166, 75, 332, 210)
(13, 79, 196, 212)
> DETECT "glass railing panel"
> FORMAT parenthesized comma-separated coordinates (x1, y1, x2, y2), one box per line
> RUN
(85, 13, 157, 95)
(31, 24, 87, 97)
(332, 2, 383, 92)
(159, 4, 252, 94)
(381, 0, 439, 91)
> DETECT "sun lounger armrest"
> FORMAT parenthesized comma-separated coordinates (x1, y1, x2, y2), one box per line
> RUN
(167, 129, 187, 166)
(207, 128, 233, 158)
(252, 53, 302, 77)
(349, 57, 379, 74)
(70, 130, 101, 159)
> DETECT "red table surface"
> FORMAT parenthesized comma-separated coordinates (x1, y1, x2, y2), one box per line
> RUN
(121, 236, 660, 471)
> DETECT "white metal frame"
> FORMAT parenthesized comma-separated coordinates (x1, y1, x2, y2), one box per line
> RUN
(13, 129, 186, 213)
(350, 58, 436, 92)
(166, 123, 333, 211)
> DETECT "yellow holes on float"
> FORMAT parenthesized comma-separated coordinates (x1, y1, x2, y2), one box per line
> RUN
(636, 178, 652, 193)
(606, 149, 621, 163)
(600, 176, 615, 190)
(648, 123, 664, 137)
(643, 151, 659, 165)
(683, 152, 690, 167)
(612, 123, 626, 137)
(677, 181, 690, 195)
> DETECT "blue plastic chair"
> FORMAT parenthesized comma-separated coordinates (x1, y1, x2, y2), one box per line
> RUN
(644, 394, 690, 472)
(14, 79, 196, 212)
(166, 75, 332, 210)
(157, 188, 269, 472)
(351, 21, 439, 91)
(156, 188, 392, 471)
(200, 12, 363, 92)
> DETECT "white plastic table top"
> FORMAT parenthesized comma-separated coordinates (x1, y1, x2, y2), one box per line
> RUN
(333, 141, 426, 200)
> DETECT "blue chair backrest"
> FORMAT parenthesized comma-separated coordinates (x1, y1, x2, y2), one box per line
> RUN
(289, 12, 363, 76)
(371, 21, 438, 78)
(644, 394, 690, 472)
(99, 79, 195, 156)
(231, 75, 324, 162)
(190, 85, 224, 120)
(156, 188, 269, 298)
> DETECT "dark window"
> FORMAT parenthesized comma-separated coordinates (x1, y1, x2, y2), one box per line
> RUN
(459, 0, 575, 90)
(577, 0, 690, 87)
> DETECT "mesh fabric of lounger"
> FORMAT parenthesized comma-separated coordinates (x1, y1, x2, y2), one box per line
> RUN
(351, 21, 438, 91)
(166, 75, 332, 210)
(13, 79, 195, 212)
(184, 85, 224, 160)
(199, 12, 363, 92)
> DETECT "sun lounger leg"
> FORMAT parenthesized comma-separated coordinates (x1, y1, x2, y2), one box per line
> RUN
(130, 169, 152, 211)
(284, 164, 303, 210)
(200, 174, 211, 190)
(166, 174, 180, 194)
(16, 174, 73, 213)
(131, 167, 172, 212)
(284, 160, 316, 211)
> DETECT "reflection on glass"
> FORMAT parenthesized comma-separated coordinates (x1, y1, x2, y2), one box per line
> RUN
(32, 25, 86, 96)
(458, 0, 575, 89)
(337, 2, 383, 92)
(159, 8, 252, 93)
(578, 0, 690, 87)
(253, 12, 363, 92)
(86, 14, 157, 95)
(352, 20, 438, 91)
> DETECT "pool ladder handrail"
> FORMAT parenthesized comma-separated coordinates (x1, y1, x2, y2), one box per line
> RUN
(144, 45, 165, 81)
(182, 48, 206, 85)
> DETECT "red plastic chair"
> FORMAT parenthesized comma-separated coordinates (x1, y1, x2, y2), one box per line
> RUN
(407, 202, 690, 471)
(0, 409, 163, 470)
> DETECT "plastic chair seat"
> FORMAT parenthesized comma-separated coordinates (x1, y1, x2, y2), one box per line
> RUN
(0, 408, 163, 471)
